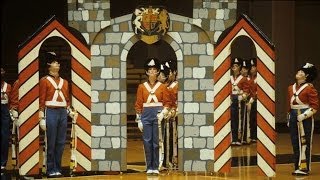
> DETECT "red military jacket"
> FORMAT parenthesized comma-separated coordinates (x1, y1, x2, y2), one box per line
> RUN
(9, 79, 19, 110)
(248, 75, 257, 99)
(39, 75, 70, 111)
(231, 74, 251, 96)
(287, 82, 319, 112)
(135, 81, 171, 114)
(167, 81, 178, 109)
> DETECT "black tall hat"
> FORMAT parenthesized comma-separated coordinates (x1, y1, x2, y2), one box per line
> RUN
(299, 62, 317, 83)
(144, 57, 161, 71)
(231, 57, 242, 66)
(250, 58, 257, 66)
(160, 63, 170, 77)
(241, 58, 251, 70)
(45, 52, 59, 64)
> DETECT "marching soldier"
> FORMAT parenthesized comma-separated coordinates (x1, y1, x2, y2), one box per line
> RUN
(1, 68, 12, 171)
(230, 58, 250, 146)
(39, 52, 75, 178)
(239, 59, 252, 144)
(248, 58, 257, 143)
(287, 63, 318, 176)
(166, 60, 178, 168)
(135, 58, 171, 175)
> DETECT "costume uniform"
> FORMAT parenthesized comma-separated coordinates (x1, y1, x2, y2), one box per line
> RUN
(135, 58, 171, 173)
(1, 77, 12, 169)
(230, 58, 251, 145)
(39, 53, 71, 177)
(288, 63, 318, 176)
(248, 73, 257, 142)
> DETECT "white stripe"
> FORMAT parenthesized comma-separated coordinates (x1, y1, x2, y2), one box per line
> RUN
(236, 29, 274, 74)
(48, 30, 91, 71)
(257, 100, 275, 129)
(76, 125, 91, 147)
(19, 99, 39, 125)
(19, 48, 41, 73)
(257, 73, 275, 101)
(214, 46, 231, 71)
(19, 30, 90, 73)
(257, 154, 275, 177)
(19, 73, 39, 99)
(19, 125, 39, 152)
(257, 127, 276, 156)
(19, 151, 39, 175)
(72, 70, 91, 96)
(214, 121, 231, 148)
(72, 97, 91, 122)
(76, 150, 91, 171)
(213, 71, 230, 96)
(214, 95, 230, 122)
(214, 146, 231, 172)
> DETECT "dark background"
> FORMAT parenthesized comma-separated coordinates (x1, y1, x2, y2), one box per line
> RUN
(1, 0, 320, 126)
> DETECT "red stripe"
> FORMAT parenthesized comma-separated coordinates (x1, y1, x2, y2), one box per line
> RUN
(19, 86, 39, 112)
(77, 114, 91, 135)
(257, 59, 275, 89)
(19, 20, 90, 59)
(257, 145, 276, 171)
(258, 166, 267, 176)
(219, 159, 231, 173)
(75, 163, 86, 172)
(19, 59, 39, 85)
(214, 133, 231, 160)
(215, 19, 275, 61)
(214, 83, 231, 108)
(213, 57, 230, 82)
(214, 109, 230, 134)
(72, 86, 91, 110)
(77, 138, 91, 159)
(19, 114, 39, 139)
(19, 137, 39, 166)
(26, 163, 39, 176)
(257, 114, 276, 143)
(257, 86, 275, 115)
(72, 58, 91, 84)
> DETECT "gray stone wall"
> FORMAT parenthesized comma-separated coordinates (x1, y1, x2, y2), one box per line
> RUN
(67, 0, 236, 172)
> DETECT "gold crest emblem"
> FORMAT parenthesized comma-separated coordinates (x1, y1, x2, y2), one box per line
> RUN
(132, 6, 170, 44)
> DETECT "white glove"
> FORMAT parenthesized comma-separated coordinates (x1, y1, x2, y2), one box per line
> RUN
(297, 108, 316, 122)
(157, 108, 169, 122)
(135, 113, 141, 122)
(10, 109, 19, 121)
(286, 113, 290, 127)
(238, 95, 243, 101)
(39, 110, 45, 119)
(248, 97, 254, 104)
(67, 107, 76, 118)
(137, 120, 143, 132)
(39, 119, 46, 131)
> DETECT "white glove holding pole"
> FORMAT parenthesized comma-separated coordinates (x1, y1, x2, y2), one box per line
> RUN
(39, 110, 46, 131)
(67, 107, 76, 119)
(297, 108, 316, 122)
(157, 107, 169, 122)
(135, 113, 143, 132)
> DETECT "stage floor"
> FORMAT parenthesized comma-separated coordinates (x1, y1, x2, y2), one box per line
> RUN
(1, 133, 320, 179)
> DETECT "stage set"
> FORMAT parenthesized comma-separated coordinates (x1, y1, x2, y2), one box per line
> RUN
(1, 1, 320, 179)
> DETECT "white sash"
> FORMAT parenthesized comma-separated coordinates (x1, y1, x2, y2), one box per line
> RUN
(168, 81, 178, 89)
(231, 75, 243, 95)
(290, 83, 309, 108)
(1, 82, 8, 104)
(45, 76, 67, 107)
(143, 81, 161, 103)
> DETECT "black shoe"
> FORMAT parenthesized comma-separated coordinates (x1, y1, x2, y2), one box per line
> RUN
(292, 169, 309, 176)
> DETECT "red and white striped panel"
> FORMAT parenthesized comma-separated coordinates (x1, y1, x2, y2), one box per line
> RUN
(213, 17, 276, 177)
(18, 19, 91, 175)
